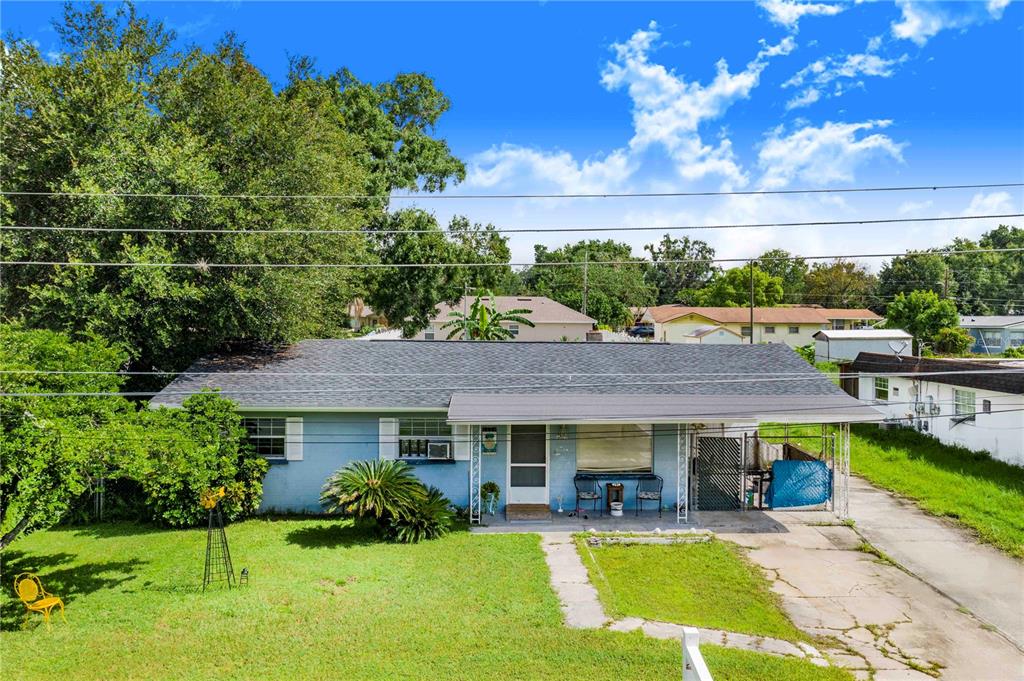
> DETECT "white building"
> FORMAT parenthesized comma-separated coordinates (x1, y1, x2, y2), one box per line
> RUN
(844, 352, 1024, 467)
(814, 329, 913, 363)
(413, 296, 596, 342)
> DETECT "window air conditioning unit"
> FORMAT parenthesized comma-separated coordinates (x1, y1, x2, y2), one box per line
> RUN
(914, 403, 925, 415)
(427, 441, 451, 460)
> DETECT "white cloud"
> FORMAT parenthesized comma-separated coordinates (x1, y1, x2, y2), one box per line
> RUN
(465, 145, 635, 194)
(783, 49, 907, 108)
(756, 0, 846, 30)
(892, 0, 1010, 46)
(757, 120, 906, 189)
(961, 191, 1013, 216)
(600, 22, 794, 186)
(785, 87, 822, 110)
(897, 199, 933, 214)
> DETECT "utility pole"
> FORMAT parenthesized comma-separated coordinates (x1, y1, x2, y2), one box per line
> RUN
(942, 262, 949, 299)
(463, 282, 469, 341)
(582, 246, 589, 317)
(749, 259, 755, 345)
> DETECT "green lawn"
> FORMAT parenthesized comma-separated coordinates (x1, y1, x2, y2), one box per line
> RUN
(577, 536, 805, 642)
(1, 520, 850, 680)
(760, 423, 1024, 559)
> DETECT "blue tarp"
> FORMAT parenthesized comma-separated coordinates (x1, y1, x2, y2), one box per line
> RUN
(765, 460, 832, 509)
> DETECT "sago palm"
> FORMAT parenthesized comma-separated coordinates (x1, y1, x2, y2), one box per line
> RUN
(320, 459, 424, 520)
(441, 292, 535, 340)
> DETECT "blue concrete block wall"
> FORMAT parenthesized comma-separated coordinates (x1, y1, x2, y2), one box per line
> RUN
(257, 413, 682, 515)
(258, 411, 469, 513)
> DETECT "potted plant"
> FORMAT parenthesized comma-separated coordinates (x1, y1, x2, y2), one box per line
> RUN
(481, 481, 500, 515)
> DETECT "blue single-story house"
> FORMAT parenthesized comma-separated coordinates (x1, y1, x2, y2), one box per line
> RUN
(150, 340, 873, 523)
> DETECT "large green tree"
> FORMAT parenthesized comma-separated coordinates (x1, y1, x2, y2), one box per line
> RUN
(876, 253, 951, 303)
(691, 265, 785, 307)
(644, 235, 717, 305)
(520, 240, 655, 328)
(755, 249, 808, 302)
(885, 290, 960, 353)
(0, 2, 464, 377)
(803, 259, 878, 309)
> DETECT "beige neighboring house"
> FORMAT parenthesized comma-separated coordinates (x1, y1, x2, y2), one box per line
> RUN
(346, 298, 388, 330)
(413, 295, 596, 341)
(638, 306, 881, 348)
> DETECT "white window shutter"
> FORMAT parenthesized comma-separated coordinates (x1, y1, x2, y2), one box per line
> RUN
(285, 417, 304, 461)
(379, 417, 399, 460)
(452, 424, 471, 460)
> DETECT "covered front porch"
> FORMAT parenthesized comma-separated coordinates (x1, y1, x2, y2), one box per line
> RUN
(449, 393, 869, 526)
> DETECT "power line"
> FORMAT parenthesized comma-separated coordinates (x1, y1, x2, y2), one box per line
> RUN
(4, 366, 1023, 398)
(3, 247, 1023, 269)
(3, 212, 1020, 236)
(4, 181, 1022, 201)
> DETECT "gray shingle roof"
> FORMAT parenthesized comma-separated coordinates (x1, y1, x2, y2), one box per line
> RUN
(847, 352, 1024, 395)
(149, 340, 853, 410)
(959, 316, 1024, 329)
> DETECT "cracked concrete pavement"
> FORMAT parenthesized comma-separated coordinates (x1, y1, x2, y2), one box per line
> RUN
(718, 516, 1024, 680)
(848, 476, 1024, 650)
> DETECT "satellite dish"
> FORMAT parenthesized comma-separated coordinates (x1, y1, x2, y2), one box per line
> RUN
(888, 340, 909, 359)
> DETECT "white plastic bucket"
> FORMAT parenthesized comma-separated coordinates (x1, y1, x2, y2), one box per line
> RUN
(610, 502, 624, 517)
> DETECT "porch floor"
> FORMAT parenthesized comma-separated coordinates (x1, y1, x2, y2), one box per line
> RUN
(471, 509, 839, 534)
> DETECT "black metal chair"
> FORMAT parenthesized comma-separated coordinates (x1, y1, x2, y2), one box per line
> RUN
(574, 474, 602, 517)
(636, 474, 664, 517)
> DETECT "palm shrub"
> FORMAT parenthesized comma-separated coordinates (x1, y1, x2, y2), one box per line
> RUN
(320, 459, 424, 520)
(386, 486, 455, 544)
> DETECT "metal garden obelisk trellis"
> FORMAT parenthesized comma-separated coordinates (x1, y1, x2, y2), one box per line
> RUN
(201, 487, 236, 591)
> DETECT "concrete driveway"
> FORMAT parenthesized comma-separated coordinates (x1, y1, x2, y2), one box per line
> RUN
(849, 476, 1024, 650)
(716, 511, 1024, 680)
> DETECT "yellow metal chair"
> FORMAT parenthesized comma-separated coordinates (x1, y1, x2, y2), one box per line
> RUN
(14, 573, 66, 629)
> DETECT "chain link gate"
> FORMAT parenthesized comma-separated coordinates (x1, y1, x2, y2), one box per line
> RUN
(695, 436, 744, 511)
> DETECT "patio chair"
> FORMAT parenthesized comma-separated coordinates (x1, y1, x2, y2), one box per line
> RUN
(574, 474, 602, 517)
(14, 573, 66, 629)
(636, 474, 663, 517)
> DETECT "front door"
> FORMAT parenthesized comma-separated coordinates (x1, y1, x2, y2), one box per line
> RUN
(508, 425, 548, 505)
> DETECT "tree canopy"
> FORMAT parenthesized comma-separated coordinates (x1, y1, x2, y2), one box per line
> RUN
(0, 2, 465, 375)
(520, 240, 656, 328)
(885, 290, 960, 353)
(692, 265, 784, 307)
(644, 235, 717, 305)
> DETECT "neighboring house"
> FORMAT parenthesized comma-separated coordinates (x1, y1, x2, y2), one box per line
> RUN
(842, 352, 1024, 466)
(346, 299, 387, 330)
(820, 308, 882, 330)
(678, 324, 744, 345)
(640, 306, 880, 347)
(151, 341, 872, 522)
(814, 329, 913, 363)
(413, 296, 596, 341)
(959, 316, 1024, 355)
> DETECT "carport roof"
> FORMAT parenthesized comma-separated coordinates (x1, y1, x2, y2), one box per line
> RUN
(447, 393, 879, 424)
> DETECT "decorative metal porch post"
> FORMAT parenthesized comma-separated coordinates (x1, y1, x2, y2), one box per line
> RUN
(676, 424, 690, 524)
(469, 425, 482, 524)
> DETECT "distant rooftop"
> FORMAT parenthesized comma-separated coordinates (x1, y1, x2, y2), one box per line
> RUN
(814, 329, 911, 340)
(641, 306, 879, 325)
(959, 316, 1024, 329)
(430, 296, 595, 325)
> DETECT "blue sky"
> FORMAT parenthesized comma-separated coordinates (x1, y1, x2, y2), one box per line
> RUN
(3, 1, 1023, 266)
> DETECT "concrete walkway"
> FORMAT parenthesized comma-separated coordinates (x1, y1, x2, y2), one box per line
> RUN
(848, 475, 1024, 650)
(538, 532, 830, 665)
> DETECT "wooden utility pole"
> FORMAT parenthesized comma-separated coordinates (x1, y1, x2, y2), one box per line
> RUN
(749, 260, 755, 344)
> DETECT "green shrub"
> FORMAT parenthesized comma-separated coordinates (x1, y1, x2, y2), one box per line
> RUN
(121, 392, 269, 527)
(932, 327, 973, 355)
(386, 486, 454, 544)
(1003, 346, 1024, 359)
(795, 344, 815, 364)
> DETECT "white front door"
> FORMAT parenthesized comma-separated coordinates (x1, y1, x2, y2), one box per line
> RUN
(508, 425, 549, 505)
